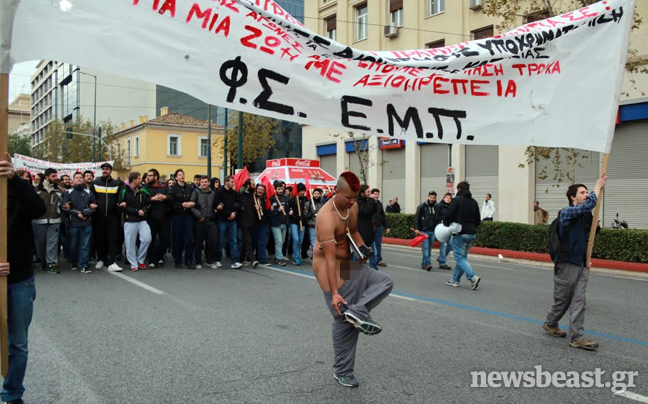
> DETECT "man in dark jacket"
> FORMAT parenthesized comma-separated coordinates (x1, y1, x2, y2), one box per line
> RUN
(268, 181, 288, 266)
(543, 174, 606, 351)
(415, 191, 439, 271)
(62, 172, 97, 273)
(0, 154, 46, 404)
(190, 176, 218, 269)
(34, 168, 63, 274)
(214, 176, 242, 269)
(251, 184, 270, 265)
(443, 182, 481, 289)
(237, 179, 259, 268)
(370, 188, 390, 268)
(288, 183, 307, 266)
(385, 197, 401, 213)
(356, 185, 378, 270)
(170, 169, 196, 268)
(91, 162, 122, 272)
(144, 169, 171, 268)
(304, 188, 325, 260)
(435, 193, 453, 270)
(118, 172, 152, 271)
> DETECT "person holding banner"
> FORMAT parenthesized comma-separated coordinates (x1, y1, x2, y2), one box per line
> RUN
(91, 163, 123, 273)
(288, 183, 307, 266)
(313, 172, 393, 388)
(543, 174, 607, 351)
(0, 154, 46, 404)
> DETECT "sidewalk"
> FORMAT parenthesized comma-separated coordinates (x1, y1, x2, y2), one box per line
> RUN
(383, 237, 648, 274)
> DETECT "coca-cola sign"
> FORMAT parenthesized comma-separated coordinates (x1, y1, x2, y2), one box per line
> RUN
(294, 160, 311, 167)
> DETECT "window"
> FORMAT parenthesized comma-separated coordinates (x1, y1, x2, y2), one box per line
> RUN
(472, 25, 493, 40)
(126, 139, 131, 164)
(134, 135, 139, 157)
(427, 0, 445, 16)
(199, 137, 209, 158)
(326, 15, 337, 41)
(526, 10, 550, 24)
(426, 39, 445, 49)
(389, 0, 403, 27)
(356, 4, 368, 41)
(167, 134, 181, 156)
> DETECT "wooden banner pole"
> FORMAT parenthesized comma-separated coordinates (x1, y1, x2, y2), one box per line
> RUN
(1, 73, 10, 377)
(585, 153, 610, 268)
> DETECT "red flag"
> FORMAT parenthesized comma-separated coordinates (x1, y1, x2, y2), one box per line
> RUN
(260, 175, 274, 210)
(304, 178, 311, 199)
(233, 166, 250, 192)
(292, 183, 298, 197)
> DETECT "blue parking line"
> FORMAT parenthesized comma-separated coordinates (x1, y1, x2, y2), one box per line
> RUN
(270, 265, 648, 347)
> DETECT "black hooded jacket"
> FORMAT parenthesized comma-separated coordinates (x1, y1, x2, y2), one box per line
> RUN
(443, 190, 481, 235)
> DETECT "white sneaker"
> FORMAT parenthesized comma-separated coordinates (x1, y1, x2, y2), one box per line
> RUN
(107, 263, 123, 272)
(95, 260, 104, 269)
(231, 262, 243, 269)
(196, 264, 202, 269)
(215, 261, 222, 268)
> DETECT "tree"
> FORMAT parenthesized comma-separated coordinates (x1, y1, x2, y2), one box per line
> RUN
(335, 132, 386, 185)
(484, 0, 645, 188)
(8, 133, 32, 157)
(98, 119, 129, 172)
(222, 112, 277, 170)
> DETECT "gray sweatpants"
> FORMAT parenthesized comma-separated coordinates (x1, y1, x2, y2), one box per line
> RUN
(33, 223, 60, 265)
(124, 222, 152, 268)
(545, 262, 589, 341)
(323, 263, 393, 377)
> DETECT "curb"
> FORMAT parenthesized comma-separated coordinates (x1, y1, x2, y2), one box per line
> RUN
(382, 237, 648, 274)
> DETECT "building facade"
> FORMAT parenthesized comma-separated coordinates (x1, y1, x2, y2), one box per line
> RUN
(112, 108, 225, 181)
(30, 61, 156, 152)
(302, 0, 648, 228)
(8, 93, 30, 136)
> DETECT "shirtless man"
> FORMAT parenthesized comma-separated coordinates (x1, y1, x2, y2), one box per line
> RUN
(313, 172, 394, 388)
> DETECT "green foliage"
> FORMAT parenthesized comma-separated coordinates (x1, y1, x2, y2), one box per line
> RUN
(8, 133, 32, 157)
(386, 215, 648, 263)
(224, 112, 277, 168)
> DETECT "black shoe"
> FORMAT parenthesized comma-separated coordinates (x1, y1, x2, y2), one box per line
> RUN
(46, 264, 60, 274)
(187, 264, 196, 270)
(71, 264, 78, 271)
(6, 399, 25, 404)
(439, 265, 451, 270)
(175, 263, 182, 269)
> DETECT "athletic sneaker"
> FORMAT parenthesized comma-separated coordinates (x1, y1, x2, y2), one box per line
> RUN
(471, 276, 481, 290)
(131, 267, 139, 272)
(107, 263, 123, 272)
(343, 311, 382, 336)
(138, 263, 146, 270)
(231, 262, 243, 269)
(195, 264, 202, 269)
(242, 260, 252, 266)
(214, 261, 223, 268)
(543, 323, 567, 338)
(275, 258, 286, 267)
(252, 261, 259, 268)
(293, 260, 301, 266)
(445, 279, 459, 287)
(439, 265, 451, 270)
(334, 373, 359, 388)
(95, 260, 104, 270)
(570, 337, 599, 351)
(158, 259, 164, 266)
(377, 261, 388, 267)
(80, 267, 92, 274)
(149, 263, 157, 269)
(46, 264, 60, 274)
(71, 264, 78, 271)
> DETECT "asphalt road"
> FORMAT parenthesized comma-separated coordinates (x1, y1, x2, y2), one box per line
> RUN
(23, 244, 648, 404)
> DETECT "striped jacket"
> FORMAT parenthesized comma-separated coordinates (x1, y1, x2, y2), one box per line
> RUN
(91, 176, 122, 216)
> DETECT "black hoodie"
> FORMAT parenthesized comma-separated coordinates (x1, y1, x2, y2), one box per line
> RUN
(8, 174, 47, 284)
(443, 190, 481, 235)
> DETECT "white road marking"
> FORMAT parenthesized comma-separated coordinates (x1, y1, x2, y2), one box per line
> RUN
(390, 294, 416, 302)
(381, 252, 514, 271)
(107, 271, 165, 295)
(269, 267, 317, 280)
(615, 391, 648, 403)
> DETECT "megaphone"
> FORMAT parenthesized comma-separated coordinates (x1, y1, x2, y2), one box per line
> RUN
(435, 223, 462, 243)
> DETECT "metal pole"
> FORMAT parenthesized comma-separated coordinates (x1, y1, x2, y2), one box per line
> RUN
(223, 108, 228, 176)
(207, 104, 212, 178)
(93, 74, 97, 161)
(237, 111, 243, 170)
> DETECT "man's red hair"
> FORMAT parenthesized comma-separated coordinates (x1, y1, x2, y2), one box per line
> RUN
(338, 171, 360, 193)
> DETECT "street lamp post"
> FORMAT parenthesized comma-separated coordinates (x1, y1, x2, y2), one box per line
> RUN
(237, 111, 243, 170)
(77, 70, 97, 161)
(207, 104, 212, 178)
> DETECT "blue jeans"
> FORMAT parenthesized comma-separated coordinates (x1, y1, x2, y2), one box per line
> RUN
(290, 223, 305, 262)
(437, 241, 449, 266)
(307, 227, 316, 257)
(271, 225, 286, 260)
(172, 214, 194, 265)
(451, 234, 477, 283)
(252, 223, 268, 263)
(373, 225, 383, 263)
(68, 226, 92, 269)
(1, 276, 36, 403)
(217, 220, 240, 263)
(352, 241, 379, 269)
(420, 231, 436, 267)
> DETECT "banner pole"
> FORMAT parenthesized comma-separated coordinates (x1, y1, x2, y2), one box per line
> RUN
(586, 153, 609, 267)
(1, 73, 10, 377)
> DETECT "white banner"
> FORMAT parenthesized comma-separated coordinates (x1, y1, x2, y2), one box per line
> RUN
(12, 154, 113, 178)
(1, 0, 635, 153)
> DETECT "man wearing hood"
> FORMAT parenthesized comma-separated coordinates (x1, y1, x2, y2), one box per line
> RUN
(443, 181, 481, 290)
(34, 168, 64, 274)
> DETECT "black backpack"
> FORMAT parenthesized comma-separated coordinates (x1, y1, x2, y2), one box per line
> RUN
(548, 209, 566, 262)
